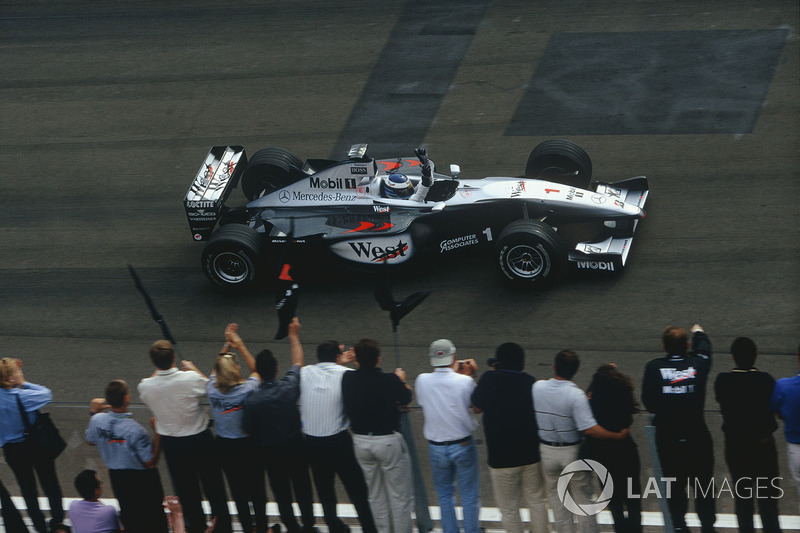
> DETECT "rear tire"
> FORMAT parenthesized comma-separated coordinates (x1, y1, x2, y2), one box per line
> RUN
(241, 147, 303, 201)
(202, 224, 264, 288)
(496, 220, 566, 286)
(525, 139, 592, 189)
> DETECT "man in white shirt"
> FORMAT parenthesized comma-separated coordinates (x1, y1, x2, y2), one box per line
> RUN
(533, 349, 629, 533)
(415, 339, 480, 533)
(300, 341, 377, 533)
(137, 340, 231, 533)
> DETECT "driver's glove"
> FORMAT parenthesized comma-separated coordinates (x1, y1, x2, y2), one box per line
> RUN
(415, 148, 432, 187)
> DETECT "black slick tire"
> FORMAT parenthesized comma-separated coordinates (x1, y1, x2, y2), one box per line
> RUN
(525, 139, 592, 189)
(496, 220, 566, 287)
(241, 147, 303, 201)
(201, 224, 264, 289)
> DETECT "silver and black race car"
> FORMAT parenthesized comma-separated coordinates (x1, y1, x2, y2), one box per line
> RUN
(183, 140, 648, 289)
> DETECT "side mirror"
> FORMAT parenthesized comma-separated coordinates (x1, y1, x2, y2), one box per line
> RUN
(432, 202, 447, 213)
(450, 164, 461, 179)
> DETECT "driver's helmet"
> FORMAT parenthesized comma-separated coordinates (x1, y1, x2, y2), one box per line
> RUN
(382, 173, 415, 199)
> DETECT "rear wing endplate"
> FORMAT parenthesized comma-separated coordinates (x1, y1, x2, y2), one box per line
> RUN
(184, 146, 247, 241)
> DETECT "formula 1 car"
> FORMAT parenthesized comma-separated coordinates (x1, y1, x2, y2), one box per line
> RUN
(184, 140, 648, 289)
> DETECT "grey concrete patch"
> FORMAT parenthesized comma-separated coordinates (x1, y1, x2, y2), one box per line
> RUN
(332, 0, 489, 159)
(507, 29, 788, 135)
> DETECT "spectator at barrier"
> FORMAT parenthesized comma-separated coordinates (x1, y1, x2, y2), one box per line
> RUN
(0, 357, 68, 533)
(86, 380, 168, 533)
(641, 325, 716, 533)
(1, 473, 29, 533)
(342, 338, 414, 533)
(415, 339, 480, 533)
(771, 344, 800, 515)
(471, 342, 550, 533)
(67, 469, 121, 533)
(208, 323, 270, 533)
(715, 337, 781, 533)
(582, 363, 642, 533)
(533, 349, 629, 533)
(299, 340, 377, 533)
(137, 341, 232, 533)
(242, 318, 316, 533)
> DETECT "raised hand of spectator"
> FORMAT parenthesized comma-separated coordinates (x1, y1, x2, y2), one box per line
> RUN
(90, 398, 109, 414)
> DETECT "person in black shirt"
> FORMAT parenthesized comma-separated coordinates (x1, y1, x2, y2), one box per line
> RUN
(341, 338, 413, 533)
(641, 324, 716, 533)
(471, 342, 549, 533)
(582, 363, 642, 533)
(714, 337, 781, 533)
(242, 318, 315, 533)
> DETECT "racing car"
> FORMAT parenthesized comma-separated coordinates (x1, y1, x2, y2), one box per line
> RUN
(183, 140, 648, 289)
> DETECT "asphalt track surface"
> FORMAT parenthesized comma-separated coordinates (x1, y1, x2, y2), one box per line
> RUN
(1, 0, 798, 529)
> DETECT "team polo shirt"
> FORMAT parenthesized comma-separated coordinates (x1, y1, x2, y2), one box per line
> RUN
(771, 371, 800, 444)
(207, 376, 260, 439)
(300, 362, 351, 437)
(138, 367, 209, 437)
(415, 367, 478, 442)
(533, 378, 597, 444)
(85, 412, 154, 470)
(0, 383, 52, 447)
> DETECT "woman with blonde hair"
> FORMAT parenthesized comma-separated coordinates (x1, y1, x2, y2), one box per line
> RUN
(0, 357, 67, 533)
(204, 324, 271, 533)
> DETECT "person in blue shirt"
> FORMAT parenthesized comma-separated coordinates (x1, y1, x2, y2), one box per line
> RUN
(87, 379, 168, 533)
(205, 323, 269, 533)
(0, 357, 67, 533)
(771, 344, 800, 515)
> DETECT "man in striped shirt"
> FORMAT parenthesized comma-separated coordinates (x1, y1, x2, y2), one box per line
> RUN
(300, 341, 377, 533)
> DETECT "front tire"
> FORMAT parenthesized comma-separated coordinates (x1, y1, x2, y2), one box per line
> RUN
(525, 139, 592, 189)
(241, 147, 303, 201)
(202, 224, 264, 288)
(496, 220, 566, 286)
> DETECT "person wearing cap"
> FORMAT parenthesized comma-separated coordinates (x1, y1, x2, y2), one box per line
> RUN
(415, 339, 480, 533)
(533, 349, 630, 533)
(341, 338, 414, 533)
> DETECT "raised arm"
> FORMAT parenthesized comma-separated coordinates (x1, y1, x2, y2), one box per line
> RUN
(225, 323, 257, 374)
(288, 317, 304, 367)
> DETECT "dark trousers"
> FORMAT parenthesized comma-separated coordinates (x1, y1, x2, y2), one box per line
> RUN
(260, 436, 315, 533)
(109, 468, 168, 533)
(656, 428, 716, 533)
(3, 440, 64, 533)
(583, 437, 642, 533)
(306, 431, 377, 533)
(216, 436, 268, 533)
(1, 474, 28, 533)
(161, 430, 232, 533)
(724, 434, 782, 533)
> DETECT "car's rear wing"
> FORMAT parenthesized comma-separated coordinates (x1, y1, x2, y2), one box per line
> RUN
(184, 146, 247, 241)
